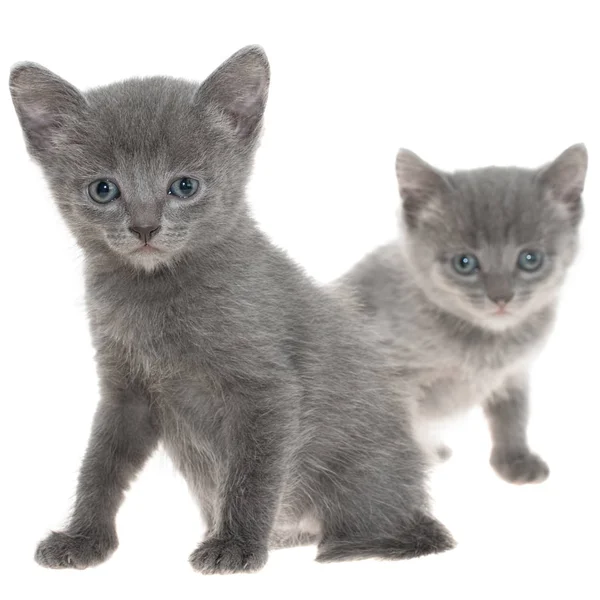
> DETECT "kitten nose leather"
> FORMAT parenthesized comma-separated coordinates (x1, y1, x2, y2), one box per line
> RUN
(129, 225, 161, 244)
(484, 274, 514, 306)
(488, 292, 514, 306)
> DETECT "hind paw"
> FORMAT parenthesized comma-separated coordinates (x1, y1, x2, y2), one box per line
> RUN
(435, 445, 453, 462)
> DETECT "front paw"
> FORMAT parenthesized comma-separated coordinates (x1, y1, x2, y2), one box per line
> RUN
(35, 527, 118, 569)
(189, 537, 268, 574)
(490, 448, 550, 484)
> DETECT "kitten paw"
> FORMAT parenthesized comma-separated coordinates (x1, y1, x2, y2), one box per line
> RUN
(490, 448, 549, 484)
(35, 528, 118, 569)
(436, 445, 453, 462)
(189, 537, 268, 574)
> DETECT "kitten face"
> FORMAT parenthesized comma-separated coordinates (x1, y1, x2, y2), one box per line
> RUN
(396, 146, 587, 331)
(10, 47, 269, 272)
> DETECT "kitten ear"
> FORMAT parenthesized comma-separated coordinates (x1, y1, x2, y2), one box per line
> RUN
(396, 149, 451, 228)
(10, 63, 86, 158)
(194, 45, 270, 141)
(538, 143, 587, 222)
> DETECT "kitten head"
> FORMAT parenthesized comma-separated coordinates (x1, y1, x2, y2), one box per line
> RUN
(395, 145, 587, 331)
(10, 46, 269, 272)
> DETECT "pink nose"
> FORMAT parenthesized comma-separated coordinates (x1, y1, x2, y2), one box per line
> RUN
(487, 292, 514, 305)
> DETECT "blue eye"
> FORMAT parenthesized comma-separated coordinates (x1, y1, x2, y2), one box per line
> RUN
(89, 180, 120, 204)
(168, 177, 200, 199)
(452, 254, 480, 275)
(518, 250, 544, 272)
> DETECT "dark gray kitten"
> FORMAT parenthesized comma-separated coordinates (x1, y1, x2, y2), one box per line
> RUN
(338, 146, 587, 484)
(10, 47, 454, 573)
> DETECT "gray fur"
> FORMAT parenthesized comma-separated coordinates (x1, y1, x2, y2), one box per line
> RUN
(337, 145, 587, 483)
(10, 47, 454, 573)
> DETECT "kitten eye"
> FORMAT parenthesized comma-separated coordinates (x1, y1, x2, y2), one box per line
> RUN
(452, 254, 480, 275)
(168, 177, 200, 199)
(88, 180, 120, 204)
(517, 250, 544, 272)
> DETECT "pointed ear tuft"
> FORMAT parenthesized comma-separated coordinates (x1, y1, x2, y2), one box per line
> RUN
(395, 149, 450, 228)
(538, 143, 587, 224)
(194, 45, 270, 141)
(10, 63, 85, 158)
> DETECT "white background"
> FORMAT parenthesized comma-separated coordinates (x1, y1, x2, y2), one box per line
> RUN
(1, 1, 598, 598)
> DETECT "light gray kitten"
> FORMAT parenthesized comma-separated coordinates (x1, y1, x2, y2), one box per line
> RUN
(338, 145, 587, 483)
(10, 47, 454, 574)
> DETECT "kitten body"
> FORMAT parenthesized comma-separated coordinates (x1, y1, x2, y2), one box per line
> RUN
(338, 147, 587, 482)
(10, 48, 453, 573)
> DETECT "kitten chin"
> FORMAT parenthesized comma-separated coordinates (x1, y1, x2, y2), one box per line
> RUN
(472, 310, 533, 333)
(125, 247, 174, 272)
(102, 231, 188, 273)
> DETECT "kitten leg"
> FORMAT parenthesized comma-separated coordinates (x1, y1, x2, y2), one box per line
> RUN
(35, 379, 159, 569)
(484, 376, 549, 484)
(188, 385, 290, 575)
